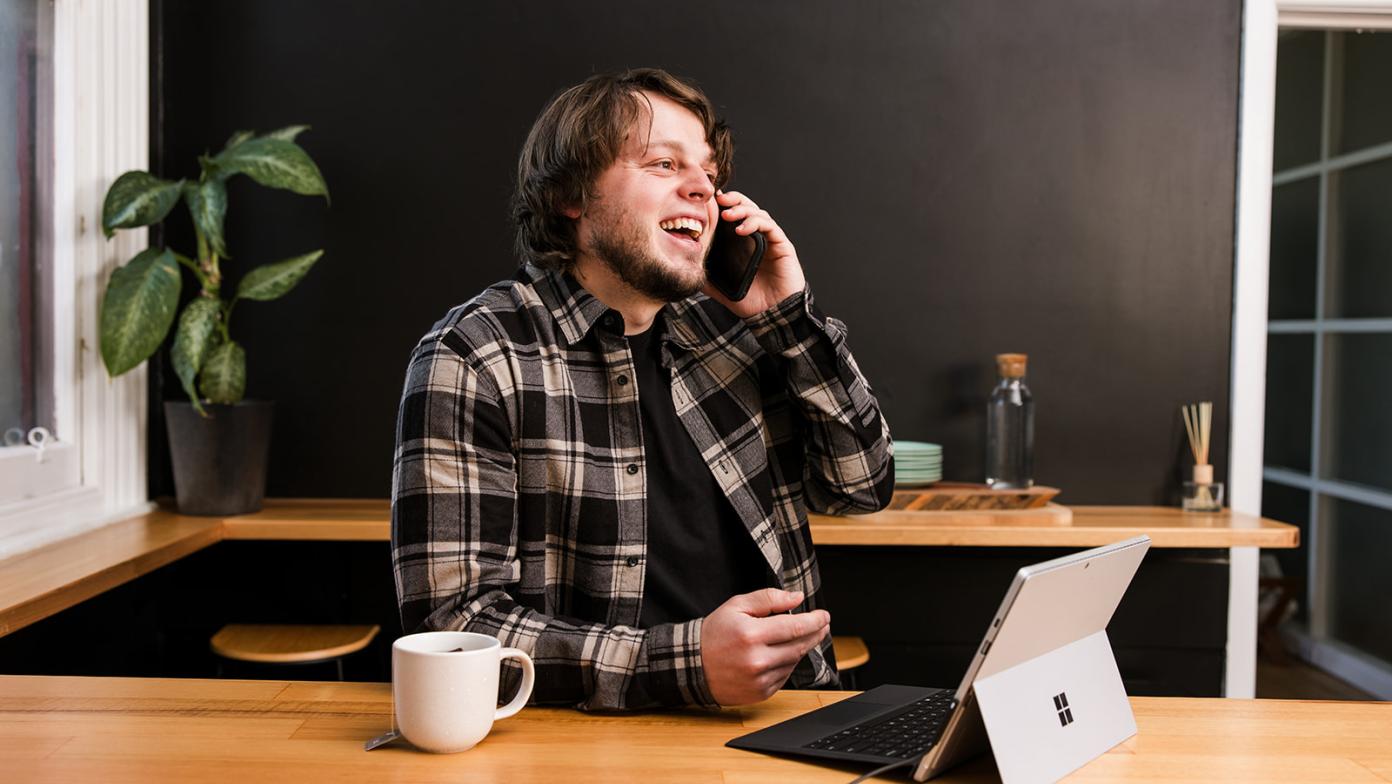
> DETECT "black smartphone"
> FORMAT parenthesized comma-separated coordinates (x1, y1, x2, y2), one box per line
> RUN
(705, 209, 765, 301)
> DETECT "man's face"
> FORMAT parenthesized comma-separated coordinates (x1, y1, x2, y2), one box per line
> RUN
(570, 91, 719, 302)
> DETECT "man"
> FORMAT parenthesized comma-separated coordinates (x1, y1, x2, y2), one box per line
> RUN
(392, 68, 894, 710)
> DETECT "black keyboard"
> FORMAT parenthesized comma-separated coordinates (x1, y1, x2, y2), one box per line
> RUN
(803, 691, 957, 759)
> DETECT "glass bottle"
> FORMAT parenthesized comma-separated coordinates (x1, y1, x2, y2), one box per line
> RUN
(986, 353, 1034, 489)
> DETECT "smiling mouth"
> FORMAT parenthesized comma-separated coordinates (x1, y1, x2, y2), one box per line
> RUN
(658, 218, 703, 242)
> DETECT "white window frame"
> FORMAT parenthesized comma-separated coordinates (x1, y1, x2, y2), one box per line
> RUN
(0, 0, 153, 559)
(1231, 0, 1392, 699)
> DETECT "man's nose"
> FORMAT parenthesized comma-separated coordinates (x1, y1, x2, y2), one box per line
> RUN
(684, 171, 714, 201)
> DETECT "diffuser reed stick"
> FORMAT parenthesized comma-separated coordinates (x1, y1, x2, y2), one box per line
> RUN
(1181, 401, 1221, 510)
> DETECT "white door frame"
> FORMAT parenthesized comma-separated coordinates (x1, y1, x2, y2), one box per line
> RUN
(1228, 0, 1392, 698)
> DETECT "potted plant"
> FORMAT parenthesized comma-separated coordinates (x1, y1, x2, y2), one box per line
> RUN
(98, 125, 328, 515)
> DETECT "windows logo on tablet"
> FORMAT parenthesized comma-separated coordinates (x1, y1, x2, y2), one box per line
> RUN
(1053, 693, 1074, 727)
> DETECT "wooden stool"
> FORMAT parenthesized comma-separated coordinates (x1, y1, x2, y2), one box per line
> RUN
(833, 635, 870, 690)
(211, 624, 380, 681)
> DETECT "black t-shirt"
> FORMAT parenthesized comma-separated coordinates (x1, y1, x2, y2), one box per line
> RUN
(628, 315, 773, 628)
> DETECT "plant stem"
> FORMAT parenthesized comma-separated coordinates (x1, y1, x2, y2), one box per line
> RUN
(172, 250, 209, 289)
(219, 301, 232, 342)
(193, 228, 221, 296)
(191, 211, 228, 343)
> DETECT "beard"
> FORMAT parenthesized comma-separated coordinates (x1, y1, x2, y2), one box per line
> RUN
(587, 202, 706, 303)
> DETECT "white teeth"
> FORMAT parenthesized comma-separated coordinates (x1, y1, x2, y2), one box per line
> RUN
(658, 217, 703, 240)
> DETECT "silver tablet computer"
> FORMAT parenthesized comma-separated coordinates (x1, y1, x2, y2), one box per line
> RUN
(727, 535, 1152, 784)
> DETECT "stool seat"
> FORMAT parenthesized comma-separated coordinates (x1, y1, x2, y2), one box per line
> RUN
(832, 635, 870, 670)
(211, 624, 380, 664)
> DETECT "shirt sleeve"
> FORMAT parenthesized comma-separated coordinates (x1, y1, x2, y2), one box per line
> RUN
(743, 286, 896, 514)
(391, 335, 717, 710)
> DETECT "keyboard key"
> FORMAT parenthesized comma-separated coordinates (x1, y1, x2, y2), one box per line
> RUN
(802, 692, 957, 758)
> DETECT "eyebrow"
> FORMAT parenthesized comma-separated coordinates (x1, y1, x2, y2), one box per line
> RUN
(644, 139, 717, 168)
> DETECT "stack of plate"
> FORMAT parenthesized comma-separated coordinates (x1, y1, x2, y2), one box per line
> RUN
(894, 441, 943, 487)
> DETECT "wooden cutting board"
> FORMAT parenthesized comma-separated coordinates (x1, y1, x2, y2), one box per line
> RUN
(889, 482, 1060, 511)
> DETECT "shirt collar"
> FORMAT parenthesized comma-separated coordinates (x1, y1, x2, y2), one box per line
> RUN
(526, 262, 719, 351)
(524, 263, 613, 346)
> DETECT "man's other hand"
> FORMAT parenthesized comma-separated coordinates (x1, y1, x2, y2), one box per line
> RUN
(700, 588, 831, 705)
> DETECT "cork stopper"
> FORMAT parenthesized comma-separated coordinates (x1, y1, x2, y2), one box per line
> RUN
(1192, 464, 1213, 485)
(996, 353, 1028, 379)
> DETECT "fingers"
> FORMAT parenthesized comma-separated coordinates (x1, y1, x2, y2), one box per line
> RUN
(715, 189, 747, 208)
(715, 192, 788, 243)
(735, 587, 804, 617)
(755, 662, 799, 699)
(721, 206, 770, 235)
(716, 190, 763, 230)
(756, 628, 829, 696)
(754, 609, 830, 646)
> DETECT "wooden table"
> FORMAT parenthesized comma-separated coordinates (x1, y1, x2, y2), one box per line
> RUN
(0, 500, 1298, 697)
(1, 675, 1386, 783)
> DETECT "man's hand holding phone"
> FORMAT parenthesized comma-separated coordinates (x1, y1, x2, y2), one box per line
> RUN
(703, 190, 807, 318)
(700, 588, 831, 706)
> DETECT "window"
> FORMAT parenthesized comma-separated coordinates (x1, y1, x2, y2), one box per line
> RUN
(1264, 28, 1392, 699)
(0, 0, 152, 558)
(1, 1, 44, 441)
(0, 0, 71, 506)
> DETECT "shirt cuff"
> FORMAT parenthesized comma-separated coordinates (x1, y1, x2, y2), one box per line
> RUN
(644, 617, 718, 708)
(743, 285, 842, 357)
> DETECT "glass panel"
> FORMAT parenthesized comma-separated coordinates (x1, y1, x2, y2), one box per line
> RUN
(1262, 481, 1310, 623)
(1329, 157, 1392, 318)
(1323, 333, 1392, 493)
(1325, 497, 1392, 664)
(1268, 178, 1319, 320)
(0, 1, 41, 437)
(1264, 334, 1314, 473)
(1336, 31, 1392, 155)
(1274, 30, 1325, 172)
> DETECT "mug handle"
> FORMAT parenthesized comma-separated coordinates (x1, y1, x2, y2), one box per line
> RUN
(495, 647, 535, 720)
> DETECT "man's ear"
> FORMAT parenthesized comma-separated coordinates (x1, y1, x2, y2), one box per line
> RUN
(561, 203, 582, 220)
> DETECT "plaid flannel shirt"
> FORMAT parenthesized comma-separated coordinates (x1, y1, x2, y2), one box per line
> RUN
(391, 263, 894, 710)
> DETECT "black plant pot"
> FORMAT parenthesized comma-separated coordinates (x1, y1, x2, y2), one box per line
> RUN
(164, 400, 275, 516)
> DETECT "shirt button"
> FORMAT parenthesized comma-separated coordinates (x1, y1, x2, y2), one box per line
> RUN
(626, 464, 639, 475)
(626, 556, 640, 567)
(616, 375, 629, 386)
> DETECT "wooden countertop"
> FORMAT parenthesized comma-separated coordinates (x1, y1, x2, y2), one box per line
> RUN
(808, 505, 1298, 548)
(0, 499, 1298, 638)
(1, 675, 1387, 782)
(219, 499, 1298, 549)
(0, 512, 222, 637)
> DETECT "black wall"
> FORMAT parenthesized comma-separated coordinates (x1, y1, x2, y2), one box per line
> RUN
(151, 0, 1241, 504)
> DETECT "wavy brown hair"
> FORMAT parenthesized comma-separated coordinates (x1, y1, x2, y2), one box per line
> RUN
(511, 68, 733, 271)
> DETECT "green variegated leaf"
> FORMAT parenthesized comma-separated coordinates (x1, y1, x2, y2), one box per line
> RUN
(212, 137, 329, 201)
(199, 340, 246, 404)
(224, 130, 254, 150)
(101, 172, 183, 238)
(262, 124, 310, 141)
(196, 153, 222, 180)
(185, 179, 230, 258)
(170, 297, 223, 414)
(235, 250, 324, 302)
(99, 248, 181, 376)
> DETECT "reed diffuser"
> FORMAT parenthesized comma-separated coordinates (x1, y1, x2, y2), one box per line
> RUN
(1181, 401, 1224, 511)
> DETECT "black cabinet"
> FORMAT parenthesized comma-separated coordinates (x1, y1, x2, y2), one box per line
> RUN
(816, 546, 1229, 697)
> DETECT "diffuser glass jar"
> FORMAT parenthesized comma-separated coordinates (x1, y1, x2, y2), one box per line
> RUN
(1182, 481, 1224, 512)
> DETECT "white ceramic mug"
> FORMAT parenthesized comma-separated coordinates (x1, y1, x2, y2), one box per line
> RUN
(392, 631, 535, 753)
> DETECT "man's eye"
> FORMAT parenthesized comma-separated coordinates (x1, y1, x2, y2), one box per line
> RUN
(657, 160, 674, 170)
